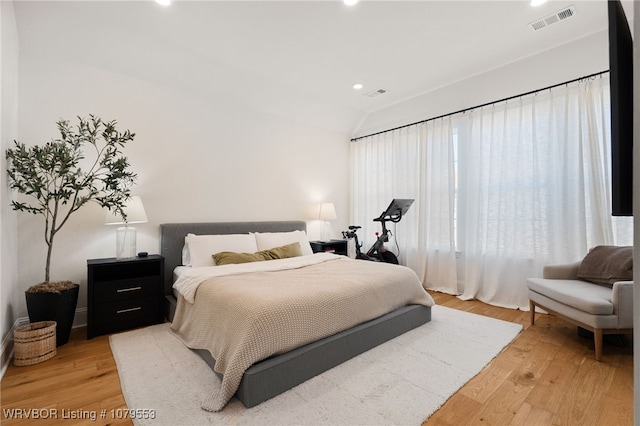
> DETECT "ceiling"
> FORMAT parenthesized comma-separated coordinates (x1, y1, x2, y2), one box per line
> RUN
(12, 1, 634, 130)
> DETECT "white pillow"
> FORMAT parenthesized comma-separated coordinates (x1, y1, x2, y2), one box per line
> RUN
(183, 233, 258, 267)
(253, 230, 313, 256)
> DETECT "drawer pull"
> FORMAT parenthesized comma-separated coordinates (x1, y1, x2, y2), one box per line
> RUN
(116, 286, 142, 293)
(117, 307, 142, 314)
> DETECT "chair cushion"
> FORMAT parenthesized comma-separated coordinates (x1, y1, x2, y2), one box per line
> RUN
(526, 278, 614, 315)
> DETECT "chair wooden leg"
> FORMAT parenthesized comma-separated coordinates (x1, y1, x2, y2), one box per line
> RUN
(529, 300, 536, 325)
(594, 328, 603, 362)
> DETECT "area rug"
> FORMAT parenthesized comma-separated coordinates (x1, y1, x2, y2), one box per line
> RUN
(110, 305, 522, 426)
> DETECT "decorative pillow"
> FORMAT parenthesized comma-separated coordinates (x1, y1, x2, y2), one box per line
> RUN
(253, 230, 313, 256)
(576, 245, 633, 287)
(183, 233, 258, 267)
(212, 242, 303, 266)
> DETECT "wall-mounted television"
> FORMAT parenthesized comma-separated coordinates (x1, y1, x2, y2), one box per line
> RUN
(608, 0, 633, 216)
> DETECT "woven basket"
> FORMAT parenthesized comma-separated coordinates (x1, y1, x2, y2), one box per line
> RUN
(13, 321, 57, 366)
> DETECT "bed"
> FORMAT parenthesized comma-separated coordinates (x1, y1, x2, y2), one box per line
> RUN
(160, 221, 433, 411)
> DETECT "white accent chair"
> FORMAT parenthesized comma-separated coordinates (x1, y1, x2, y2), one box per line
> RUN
(527, 260, 633, 362)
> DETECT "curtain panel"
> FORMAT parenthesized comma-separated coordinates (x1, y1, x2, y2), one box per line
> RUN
(350, 118, 458, 293)
(350, 75, 632, 310)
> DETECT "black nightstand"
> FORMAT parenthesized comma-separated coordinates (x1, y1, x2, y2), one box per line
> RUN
(87, 255, 164, 339)
(310, 240, 348, 256)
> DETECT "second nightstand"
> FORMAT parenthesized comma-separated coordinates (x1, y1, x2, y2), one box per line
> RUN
(87, 255, 164, 339)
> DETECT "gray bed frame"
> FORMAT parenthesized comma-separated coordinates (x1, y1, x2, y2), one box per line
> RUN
(160, 221, 431, 408)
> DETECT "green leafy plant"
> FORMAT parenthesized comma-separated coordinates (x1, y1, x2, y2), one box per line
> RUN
(6, 115, 137, 282)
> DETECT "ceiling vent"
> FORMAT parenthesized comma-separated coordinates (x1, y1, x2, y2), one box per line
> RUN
(528, 5, 576, 31)
(364, 88, 387, 98)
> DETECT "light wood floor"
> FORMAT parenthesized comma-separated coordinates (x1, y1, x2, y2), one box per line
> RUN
(425, 292, 633, 426)
(1, 292, 633, 425)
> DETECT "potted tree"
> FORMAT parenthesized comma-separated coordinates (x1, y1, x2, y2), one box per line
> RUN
(6, 115, 137, 346)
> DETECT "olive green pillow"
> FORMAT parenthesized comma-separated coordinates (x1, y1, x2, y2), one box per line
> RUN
(212, 242, 302, 266)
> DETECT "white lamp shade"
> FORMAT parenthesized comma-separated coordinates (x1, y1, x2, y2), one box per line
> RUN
(318, 203, 337, 221)
(105, 196, 148, 225)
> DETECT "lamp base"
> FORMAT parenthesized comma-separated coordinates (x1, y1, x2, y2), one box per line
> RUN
(116, 226, 137, 260)
(320, 220, 332, 242)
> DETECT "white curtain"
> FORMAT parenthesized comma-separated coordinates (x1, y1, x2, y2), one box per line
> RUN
(350, 75, 632, 310)
(457, 75, 632, 309)
(350, 118, 458, 291)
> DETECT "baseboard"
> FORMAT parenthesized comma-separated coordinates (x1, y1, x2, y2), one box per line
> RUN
(0, 307, 88, 380)
(0, 318, 26, 379)
(74, 308, 87, 330)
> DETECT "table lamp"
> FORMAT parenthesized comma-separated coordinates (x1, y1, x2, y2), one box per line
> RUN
(319, 202, 337, 242)
(105, 196, 148, 259)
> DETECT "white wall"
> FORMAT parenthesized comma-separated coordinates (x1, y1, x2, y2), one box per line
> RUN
(0, 0, 19, 375)
(354, 30, 609, 138)
(15, 46, 350, 324)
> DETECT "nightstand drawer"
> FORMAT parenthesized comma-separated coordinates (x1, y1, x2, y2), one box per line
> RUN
(93, 277, 159, 303)
(93, 296, 161, 333)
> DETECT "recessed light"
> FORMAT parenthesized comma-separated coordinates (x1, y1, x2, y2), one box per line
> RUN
(353, 83, 364, 90)
(344, 0, 359, 6)
(530, 0, 547, 6)
(156, 0, 171, 6)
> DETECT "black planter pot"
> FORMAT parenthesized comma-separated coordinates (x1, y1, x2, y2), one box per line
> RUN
(25, 283, 79, 347)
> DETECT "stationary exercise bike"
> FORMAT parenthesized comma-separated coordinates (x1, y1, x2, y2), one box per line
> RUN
(342, 199, 414, 264)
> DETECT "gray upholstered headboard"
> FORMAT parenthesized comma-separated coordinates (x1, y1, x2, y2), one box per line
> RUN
(160, 221, 307, 298)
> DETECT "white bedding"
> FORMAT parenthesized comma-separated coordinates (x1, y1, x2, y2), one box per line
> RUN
(173, 253, 339, 303)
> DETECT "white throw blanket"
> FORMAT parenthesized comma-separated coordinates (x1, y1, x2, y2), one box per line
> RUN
(170, 254, 434, 411)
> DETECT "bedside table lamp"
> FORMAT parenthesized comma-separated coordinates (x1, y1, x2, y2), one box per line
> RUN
(105, 196, 148, 259)
(318, 202, 337, 242)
